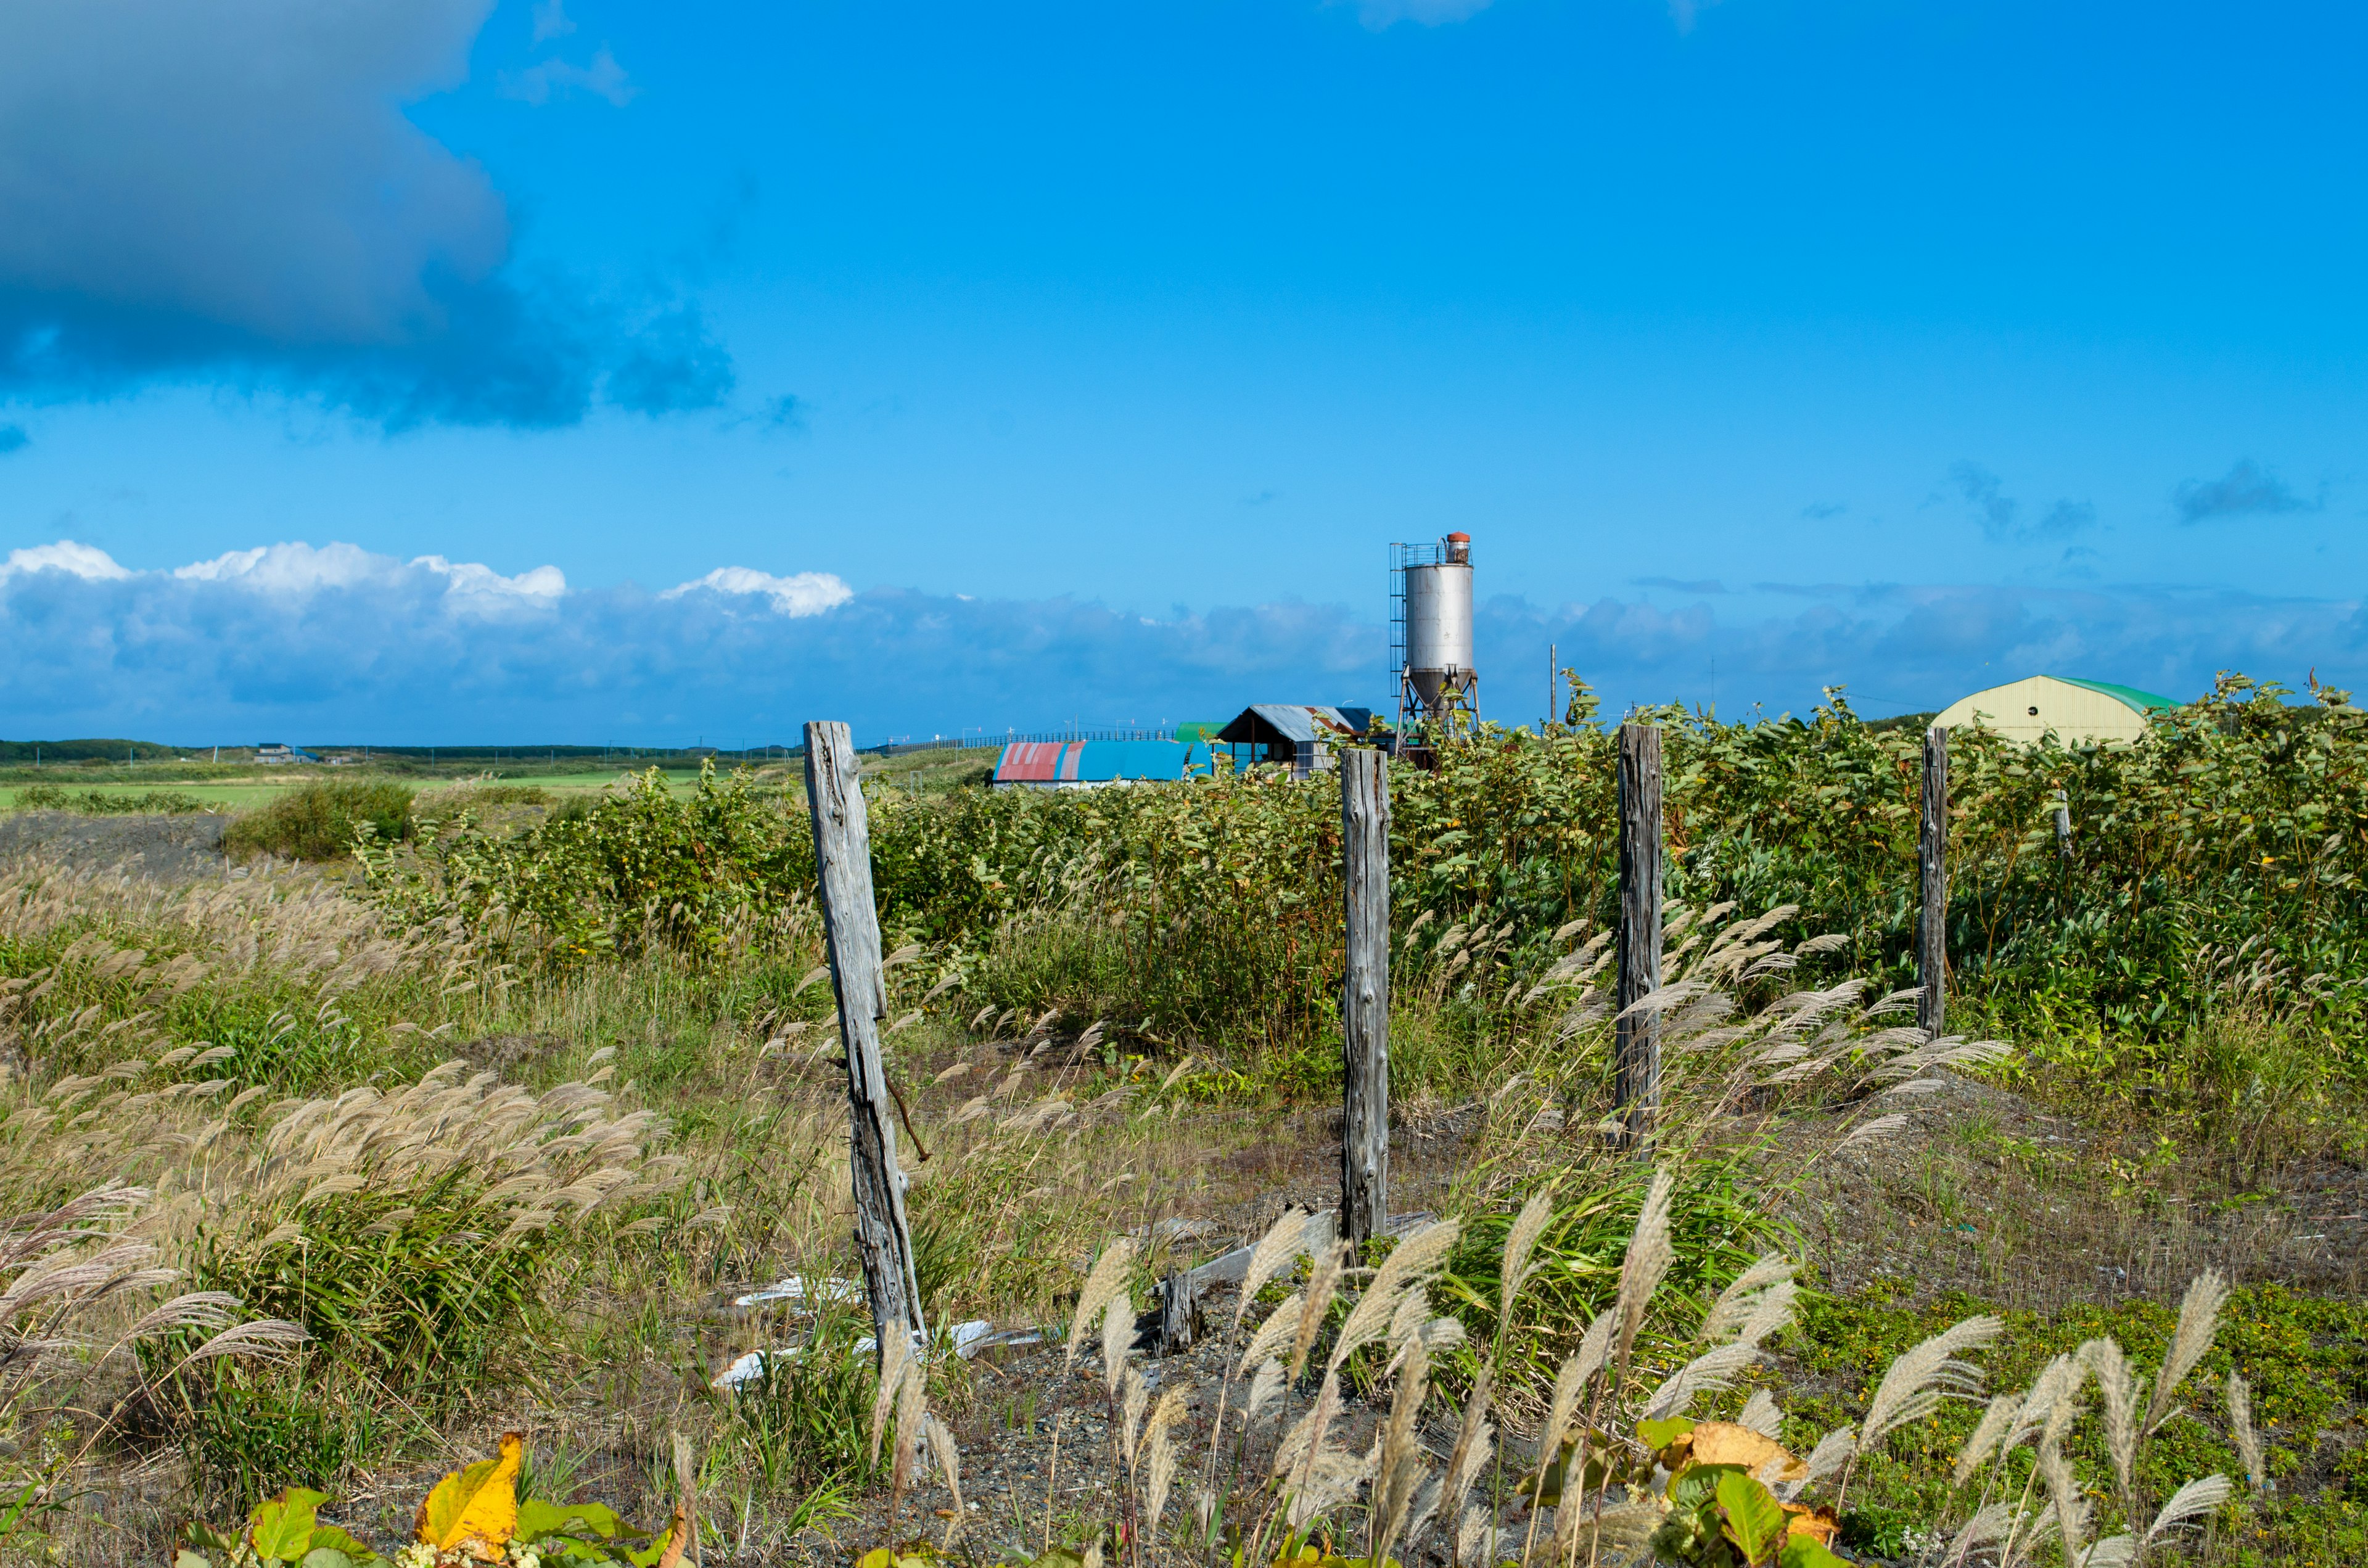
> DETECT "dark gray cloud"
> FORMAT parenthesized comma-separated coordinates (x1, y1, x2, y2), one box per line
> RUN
(1950, 463, 2098, 544)
(0, 1, 730, 429)
(2175, 459, 2316, 525)
(2, 538, 2359, 743)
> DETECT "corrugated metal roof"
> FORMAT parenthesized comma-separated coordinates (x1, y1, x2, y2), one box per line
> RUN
(993, 740, 1215, 785)
(1215, 705, 1371, 744)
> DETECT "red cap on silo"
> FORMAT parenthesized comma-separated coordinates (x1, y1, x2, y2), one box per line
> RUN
(1445, 532, 1470, 541)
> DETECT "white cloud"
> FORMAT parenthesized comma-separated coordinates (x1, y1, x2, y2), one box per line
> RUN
(176, 542, 381, 591)
(414, 555, 568, 599)
(0, 540, 131, 581)
(663, 566, 854, 618)
(0, 538, 2359, 742)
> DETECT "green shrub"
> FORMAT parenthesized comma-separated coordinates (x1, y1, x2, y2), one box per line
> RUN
(223, 781, 416, 861)
(14, 783, 212, 815)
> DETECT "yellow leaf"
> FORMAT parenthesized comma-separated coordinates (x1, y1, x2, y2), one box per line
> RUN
(1783, 1505, 1840, 1546)
(415, 1432, 524, 1560)
(1666, 1422, 1807, 1487)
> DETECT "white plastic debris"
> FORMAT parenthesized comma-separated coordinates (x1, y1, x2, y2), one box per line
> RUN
(732, 1275, 864, 1310)
(710, 1318, 1017, 1392)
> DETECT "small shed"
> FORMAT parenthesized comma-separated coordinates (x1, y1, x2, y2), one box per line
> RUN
(1214, 705, 1375, 778)
(992, 739, 1216, 789)
(1934, 676, 2174, 746)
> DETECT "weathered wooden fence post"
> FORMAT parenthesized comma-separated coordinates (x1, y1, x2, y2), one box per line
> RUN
(1918, 726, 1950, 1038)
(804, 721, 927, 1363)
(1615, 723, 1663, 1149)
(1339, 747, 1391, 1252)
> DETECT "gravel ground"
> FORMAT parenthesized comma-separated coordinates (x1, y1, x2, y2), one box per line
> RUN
(0, 810, 231, 879)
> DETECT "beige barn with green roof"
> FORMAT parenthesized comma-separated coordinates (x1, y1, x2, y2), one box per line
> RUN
(1934, 675, 2175, 745)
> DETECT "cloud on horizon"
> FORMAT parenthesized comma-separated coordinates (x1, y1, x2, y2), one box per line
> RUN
(1, 539, 2360, 743)
(0, 1, 729, 429)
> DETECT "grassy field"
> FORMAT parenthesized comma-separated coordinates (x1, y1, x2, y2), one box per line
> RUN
(0, 702, 2359, 1568)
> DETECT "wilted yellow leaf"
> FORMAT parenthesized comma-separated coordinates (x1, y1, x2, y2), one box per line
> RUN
(414, 1431, 524, 1560)
(1783, 1504, 1840, 1546)
(1664, 1422, 1807, 1487)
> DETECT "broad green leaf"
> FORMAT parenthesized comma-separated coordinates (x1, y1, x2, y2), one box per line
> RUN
(1716, 1471, 1788, 1566)
(520, 1497, 634, 1542)
(1026, 1553, 1085, 1568)
(306, 1524, 382, 1563)
(1668, 1461, 1746, 1509)
(183, 1523, 242, 1554)
(175, 1552, 216, 1568)
(1635, 1416, 1696, 1451)
(299, 1550, 365, 1568)
(1778, 1537, 1851, 1568)
(248, 1487, 327, 1562)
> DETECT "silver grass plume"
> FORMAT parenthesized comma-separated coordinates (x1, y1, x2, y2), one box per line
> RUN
(1738, 1389, 1782, 1439)
(1615, 1170, 1677, 1381)
(1243, 1358, 1288, 1435)
(1456, 1506, 1498, 1568)
(1803, 1425, 1856, 1485)
(870, 1329, 914, 1467)
(1369, 1337, 1430, 1567)
(1066, 1238, 1137, 1375)
(1643, 1339, 1765, 1421)
(1143, 1388, 1187, 1532)
(2080, 1338, 2142, 1504)
(1498, 1186, 1557, 1327)
(2040, 1440, 2089, 1567)
(2144, 1474, 2233, 1543)
(1330, 1219, 1460, 1374)
(921, 1411, 963, 1546)
(1233, 1208, 1310, 1336)
(1860, 1314, 2003, 1450)
(1120, 1366, 1150, 1473)
(2144, 1270, 2229, 1435)
(892, 1338, 928, 1500)
(1539, 1347, 1593, 1487)
(1697, 1254, 1794, 1345)
(1290, 1242, 1349, 1381)
(1101, 1286, 1134, 1400)
(1940, 1502, 2015, 1568)
(1952, 1394, 2019, 1485)
(1238, 1292, 1304, 1377)
(2227, 1372, 2264, 1491)
(1439, 1362, 1494, 1527)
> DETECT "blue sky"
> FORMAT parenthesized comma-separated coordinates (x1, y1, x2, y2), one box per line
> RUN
(2, 0, 2362, 744)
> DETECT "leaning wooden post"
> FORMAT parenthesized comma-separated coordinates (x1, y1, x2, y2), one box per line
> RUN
(1614, 723, 1663, 1149)
(804, 721, 927, 1363)
(1339, 747, 1391, 1252)
(1918, 726, 1950, 1038)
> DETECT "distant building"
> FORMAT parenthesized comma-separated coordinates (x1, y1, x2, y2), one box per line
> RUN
(255, 743, 321, 765)
(1934, 676, 2174, 746)
(992, 739, 1216, 789)
(1214, 706, 1375, 778)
